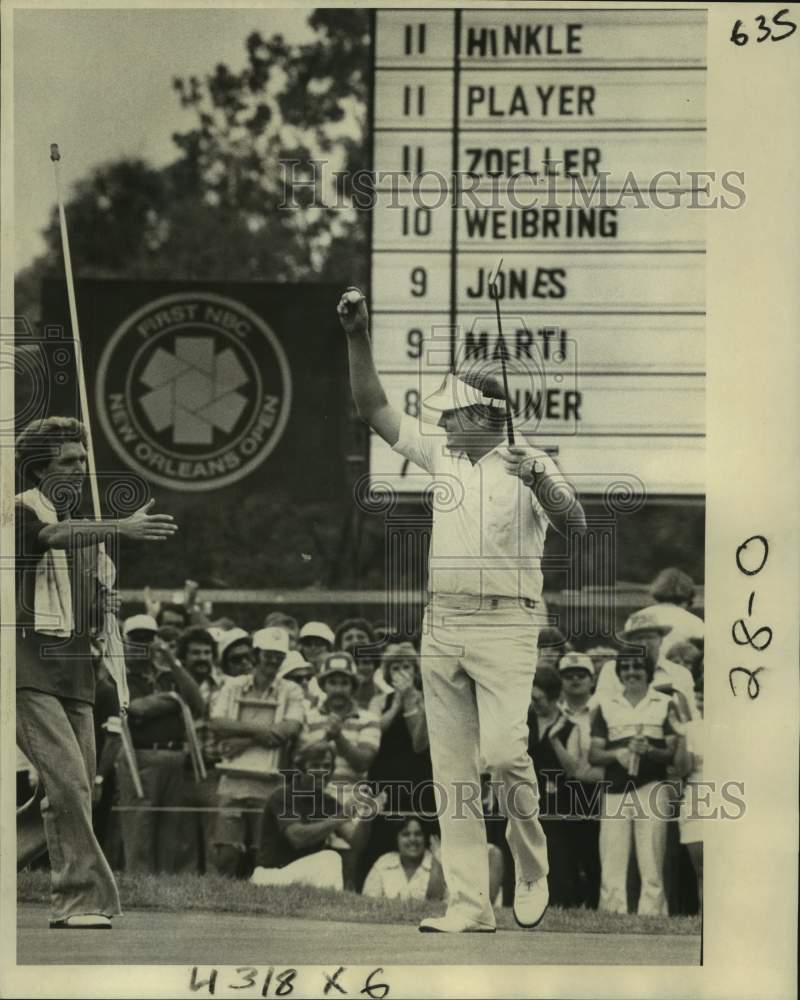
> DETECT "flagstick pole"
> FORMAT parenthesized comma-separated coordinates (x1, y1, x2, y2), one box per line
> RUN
(49, 143, 103, 524)
(488, 257, 515, 446)
(49, 143, 131, 715)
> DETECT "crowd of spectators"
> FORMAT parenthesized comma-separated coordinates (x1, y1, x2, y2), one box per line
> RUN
(18, 567, 705, 914)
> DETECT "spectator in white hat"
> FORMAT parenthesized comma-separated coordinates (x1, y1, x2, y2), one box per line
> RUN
(264, 611, 300, 650)
(208, 626, 303, 878)
(217, 628, 255, 677)
(556, 652, 604, 908)
(595, 608, 697, 719)
(275, 650, 315, 702)
(122, 613, 158, 647)
(299, 621, 335, 674)
(296, 651, 381, 889)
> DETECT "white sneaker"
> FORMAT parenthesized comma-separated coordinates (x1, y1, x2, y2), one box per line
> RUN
(419, 913, 496, 934)
(513, 877, 549, 929)
(49, 914, 112, 930)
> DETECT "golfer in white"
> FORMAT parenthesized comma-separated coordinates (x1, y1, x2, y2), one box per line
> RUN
(338, 289, 587, 932)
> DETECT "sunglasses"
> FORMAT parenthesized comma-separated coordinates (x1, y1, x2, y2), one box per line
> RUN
(618, 663, 646, 674)
(561, 669, 591, 679)
(228, 651, 254, 666)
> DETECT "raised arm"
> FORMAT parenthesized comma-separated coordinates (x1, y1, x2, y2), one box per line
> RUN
(500, 445, 586, 538)
(38, 499, 178, 550)
(337, 288, 401, 447)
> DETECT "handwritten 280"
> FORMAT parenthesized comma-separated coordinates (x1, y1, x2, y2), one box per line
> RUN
(729, 535, 771, 699)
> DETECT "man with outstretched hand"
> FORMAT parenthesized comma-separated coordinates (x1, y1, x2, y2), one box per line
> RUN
(337, 290, 586, 933)
(15, 416, 178, 929)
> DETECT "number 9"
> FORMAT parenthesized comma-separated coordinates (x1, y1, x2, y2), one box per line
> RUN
(410, 267, 427, 297)
(407, 329, 423, 359)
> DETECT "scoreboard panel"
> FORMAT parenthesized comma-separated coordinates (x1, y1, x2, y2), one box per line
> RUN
(370, 8, 706, 495)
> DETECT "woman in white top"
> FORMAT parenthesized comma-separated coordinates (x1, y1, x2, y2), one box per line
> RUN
(362, 817, 445, 901)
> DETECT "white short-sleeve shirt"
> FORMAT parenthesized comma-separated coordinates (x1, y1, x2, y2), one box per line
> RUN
(362, 850, 433, 900)
(392, 414, 551, 603)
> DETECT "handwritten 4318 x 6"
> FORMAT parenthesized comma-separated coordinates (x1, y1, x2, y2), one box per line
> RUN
(189, 965, 391, 998)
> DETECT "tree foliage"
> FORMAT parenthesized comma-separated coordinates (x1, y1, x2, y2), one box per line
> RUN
(20, 8, 371, 310)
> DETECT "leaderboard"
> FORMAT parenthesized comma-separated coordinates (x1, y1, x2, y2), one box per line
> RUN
(369, 8, 707, 495)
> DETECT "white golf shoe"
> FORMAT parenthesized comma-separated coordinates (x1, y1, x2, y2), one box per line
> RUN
(49, 914, 112, 930)
(418, 912, 496, 933)
(512, 877, 549, 929)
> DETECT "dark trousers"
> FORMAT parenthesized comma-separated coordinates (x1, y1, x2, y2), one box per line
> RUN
(178, 769, 221, 874)
(541, 815, 601, 909)
(116, 749, 198, 874)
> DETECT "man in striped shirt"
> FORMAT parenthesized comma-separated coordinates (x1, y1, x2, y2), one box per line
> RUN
(297, 651, 381, 888)
(209, 627, 304, 877)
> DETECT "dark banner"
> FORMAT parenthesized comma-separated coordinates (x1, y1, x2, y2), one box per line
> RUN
(17, 280, 351, 588)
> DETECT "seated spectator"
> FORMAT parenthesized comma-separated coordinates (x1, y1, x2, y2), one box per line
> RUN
(335, 617, 381, 709)
(595, 609, 696, 719)
(649, 568, 704, 644)
(672, 671, 705, 912)
(104, 617, 205, 874)
(299, 621, 335, 674)
(251, 742, 382, 891)
(217, 628, 255, 677)
(296, 652, 381, 889)
(362, 817, 445, 901)
(527, 664, 603, 908)
(589, 649, 678, 916)
(265, 611, 300, 650)
(208, 627, 303, 878)
(275, 650, 315, 701)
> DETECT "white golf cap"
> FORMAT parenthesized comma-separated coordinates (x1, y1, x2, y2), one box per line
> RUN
(299, 621, 335, 645)
(422, 372, 507, 421)
(253, 626, 290, 653)
(558, 652, 595, 675)
(206, 626, 226, 646)
(621, 606, 674, 640)
(276, 649, 313, 682)
(123, 614, 158, 637)
(217, 628, 252, 661)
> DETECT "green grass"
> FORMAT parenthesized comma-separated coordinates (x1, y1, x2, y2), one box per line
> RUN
(17, 869, 700, 936)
